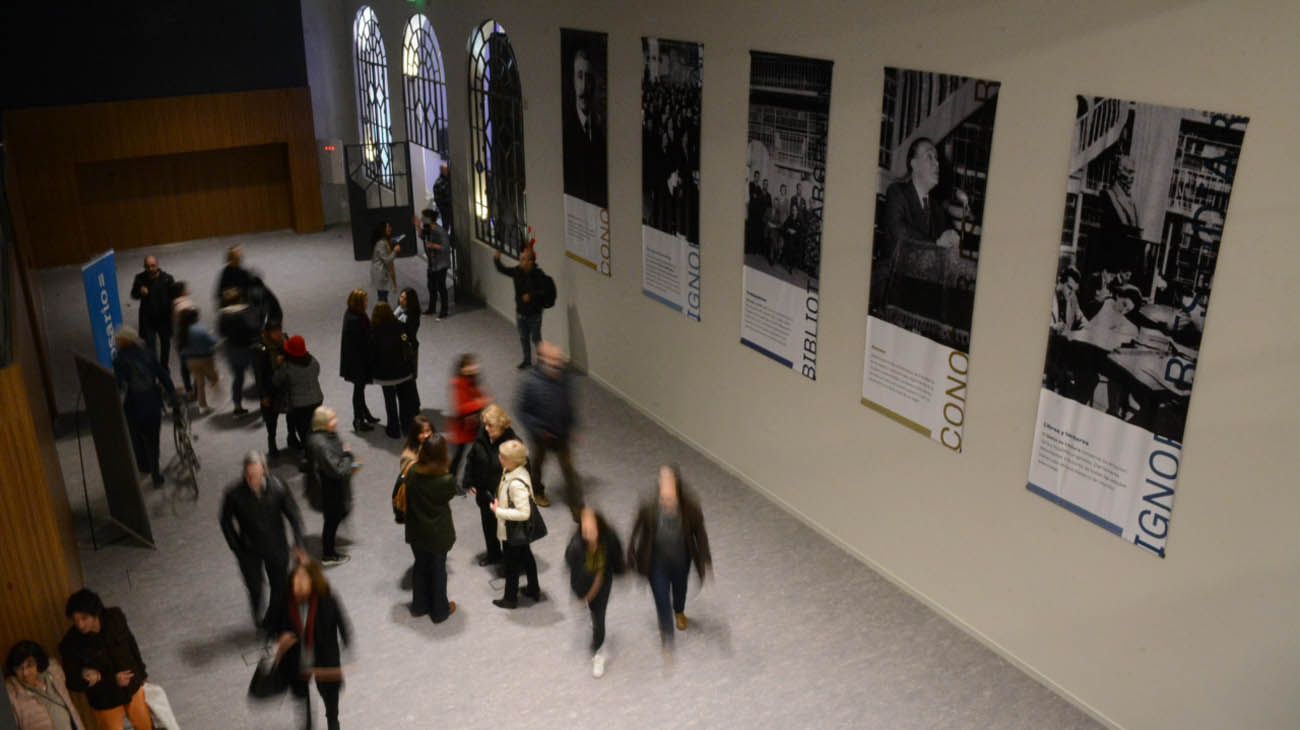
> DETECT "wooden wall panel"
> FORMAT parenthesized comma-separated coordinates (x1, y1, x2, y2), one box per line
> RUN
(5, 87, 323, 268)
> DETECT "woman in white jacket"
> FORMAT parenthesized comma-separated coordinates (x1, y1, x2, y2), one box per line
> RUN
(490, 440, 541, 608)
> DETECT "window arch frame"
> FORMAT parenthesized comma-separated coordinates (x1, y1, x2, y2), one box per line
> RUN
(353, 5, 395, 184)
(466, 19, 527, 255)
(402, 14, 449, 154)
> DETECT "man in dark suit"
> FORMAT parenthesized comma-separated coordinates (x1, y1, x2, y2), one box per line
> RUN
(872, 137, 958, 311)
(562, 45, 608, 208)
(129, 255, 176, 369)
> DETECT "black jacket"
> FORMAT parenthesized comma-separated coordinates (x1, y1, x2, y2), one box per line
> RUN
(220, 475, 305, 559)
(516, 365, 575, 439)
(58, 608, 147, 710)
(565, 527, 624, 598)
(217, 304, 260, 349)
(129, 270, 176, 332)
(305, 431, 354, 514)
(464, 424, 518, 506)
(404, 468, 458, 553)
(339, 309, 371, 384)
(113, 344, 176, 405)
(266, 591, 351, 672)
(368, 319, 414, 382)
(251, 338, 285, 412)
(493, 258, 548, 316)
(627, 492, 712, 580)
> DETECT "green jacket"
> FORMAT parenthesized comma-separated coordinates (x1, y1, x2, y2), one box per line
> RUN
(404, 469, 458, 553)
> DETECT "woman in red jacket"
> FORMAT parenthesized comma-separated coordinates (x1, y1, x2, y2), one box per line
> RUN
(447, 353, 491, 484)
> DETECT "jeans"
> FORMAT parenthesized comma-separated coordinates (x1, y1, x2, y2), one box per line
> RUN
(589, 579, 611, 653)
(290, 675, 341, 730)
(516, 312, 542, 364)
(502, 543, 538, 602)
(227, 345, 252, 408)
(649, 559, 690, 644)
(426, 267, 449, 316)
(411, 547, 451, 621)
(238, 549, 288, 628)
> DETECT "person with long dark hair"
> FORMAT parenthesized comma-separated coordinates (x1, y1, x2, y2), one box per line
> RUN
(252, 321, 288, 456)
(368, 303, 418, 439)
(491, 439, 542, 609)
(339, 289, 378, 432)
(57, 590, 151, 730)
(404, 434, 459, 622)
(627, 465, 712, 651)
(369, 221, 400, 303)
(394, 287, 422, 348)
(5, 640, 86, 730)
(306, 406, 357, 568)
(112, 327, 175, 487)
(447, 353, 490, 484)
(268, 557, 351, 730)
(463, 405, 517, 567)
(565, 505, 624, 678)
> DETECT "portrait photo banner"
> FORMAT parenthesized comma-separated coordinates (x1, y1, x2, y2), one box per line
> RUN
(740, 51, 832, 380)
(1027, 97, 1248, 557)
(641, 37, 703, 320)
(861, 68, 1002, 452)
(561, 28, 611, 276)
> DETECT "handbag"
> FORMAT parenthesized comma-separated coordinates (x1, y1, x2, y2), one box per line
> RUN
(392, 463, 414, 519)
(145, 682, 181, 729)
(505, 479, 548, 545)
(247, 651, 288, 700)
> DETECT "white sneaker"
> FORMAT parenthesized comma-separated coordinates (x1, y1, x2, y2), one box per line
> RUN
(591, 652, 606, 678)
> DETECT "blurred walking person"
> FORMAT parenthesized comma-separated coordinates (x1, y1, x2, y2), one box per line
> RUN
(628, 465, 712, 650)
(178, 307, 220, 414)
(268, 556, 351, 730)
(516, 341, 580, 509)
(447, 353, 490, 484)
(566, 506, 624, 678)
(220, 451, 306, 628)
(252, 321, 287, 456)
(217, 287, 259, 415)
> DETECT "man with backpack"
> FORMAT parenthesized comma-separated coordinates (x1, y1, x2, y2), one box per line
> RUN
(493, 247, 556, 369)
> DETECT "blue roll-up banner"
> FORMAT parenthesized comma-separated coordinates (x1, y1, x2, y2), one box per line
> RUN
(82, 250, 123, 368)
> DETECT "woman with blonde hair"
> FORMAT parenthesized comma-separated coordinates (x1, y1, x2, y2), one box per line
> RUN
(491, 439, 542, 608)
(340, 289, 379, 431)
(305, 406, 356, 567)
(464, 404, 517, 567)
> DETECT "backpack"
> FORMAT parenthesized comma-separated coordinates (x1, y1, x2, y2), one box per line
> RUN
(536, 270, 557, 309)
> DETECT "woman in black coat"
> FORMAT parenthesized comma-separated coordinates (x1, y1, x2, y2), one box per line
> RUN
(113, 327, 176, 487)
(463, 404, 517, 567)
(368, 303, 419, 439)
(270, 557, 350, 730)
(403, 434, 459, 623)
(340, 290, 378, 432)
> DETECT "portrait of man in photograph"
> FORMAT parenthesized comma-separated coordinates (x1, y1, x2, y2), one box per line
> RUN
(562, 39, 609, 208)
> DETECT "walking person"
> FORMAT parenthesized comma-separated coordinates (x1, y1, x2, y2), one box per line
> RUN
(274, 335, 324, 451)
(305, 407, 357, 567)
(128, 255, 176, 373)
(221, 451, 305, 628)
(217, 287, 259, 415)
(252, 321, 288, 456)
(565, 506, 624, 678)
(491, 440, 542, 609)
(369, 303, 418, 439)
(464, 405, 516, 567)
(170, 280, 197, 398)
(6, 640, 87, 730)
(493, 248, 554, 368)
(627, 465, 712, 651)
(415, 209, 451, 319)
(178, 307, 221, 414)
(369, 222, 400, 303)
(447, 353, 490, 484)
(112, 327, 175, 487)
(268, 557, 350, 730)
(403, 434, 459, 622)
(57, 590, 151, 730)
(339, 290, 378, 432)
(216, 244, 253, 308)
(516, 341, 580, 509)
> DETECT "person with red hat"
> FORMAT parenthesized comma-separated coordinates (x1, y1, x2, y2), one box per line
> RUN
(273, 335, 324, 451)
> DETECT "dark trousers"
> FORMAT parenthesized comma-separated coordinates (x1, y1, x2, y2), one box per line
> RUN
(350, 382, 374, 424)
(516, 313, 542, 365)
(227, 346, 252, 408)
(450, 442, 469, 483)
(477, 501, 502, 560)
(502, 543, 538, 602)
(411, 547, 451, 621)
(261, 405, 281, 452)
(290, 675, 341, 730)
(527, 432, 580, 503)
(381, 380, 419, 436)
(178, 353, 192, 391)
(287, 404, 319, 448)
(124, 394, 163, 477)
(649, 560, 690, 644)
(322, 495, 350, 560)
(426, 267, 449, 317)
(140, 322, 171, 375)
(237, 550, 288, 627)
(589, 579, 611, 653)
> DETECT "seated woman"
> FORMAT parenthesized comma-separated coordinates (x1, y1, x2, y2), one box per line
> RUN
(5, 640, 86, 730)
(1066, 285, 1143, 410)
(57, 589, 151, 730)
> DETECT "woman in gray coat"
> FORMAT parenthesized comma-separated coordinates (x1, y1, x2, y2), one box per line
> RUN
(273, 335, 324, 450)
(369, 221, 400, 303)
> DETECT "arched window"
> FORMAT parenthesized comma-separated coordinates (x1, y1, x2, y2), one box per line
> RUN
(354, 6, 394, 183)
(402, 14, 448, 154)
(467, 19, 527, 255)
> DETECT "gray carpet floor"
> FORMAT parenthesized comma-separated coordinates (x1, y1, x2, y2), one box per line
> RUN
(40, 228, 1103, 729)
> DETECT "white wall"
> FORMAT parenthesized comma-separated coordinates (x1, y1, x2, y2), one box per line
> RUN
(305, 2, 1300, 728)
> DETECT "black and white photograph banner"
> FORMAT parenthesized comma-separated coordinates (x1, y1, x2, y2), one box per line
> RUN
(861, 67, 1001, 452)
(560, 28, 611, 275)
(1027, 97, 1248, 557)
(740, 51, 832, 379)
(641, 37, 703, 320)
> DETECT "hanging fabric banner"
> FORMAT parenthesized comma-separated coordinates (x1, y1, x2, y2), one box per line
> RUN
(560, 28, 611, 275)
(740, 51, 833, 379)
(641, 37, 703, 320)
(860, 67, 1002, 452)
(1027, 96, 1248, 557)
(82, 249, 123, 368)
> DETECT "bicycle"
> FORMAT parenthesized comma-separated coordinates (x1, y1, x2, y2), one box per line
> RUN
(166, 395, 200, 502)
